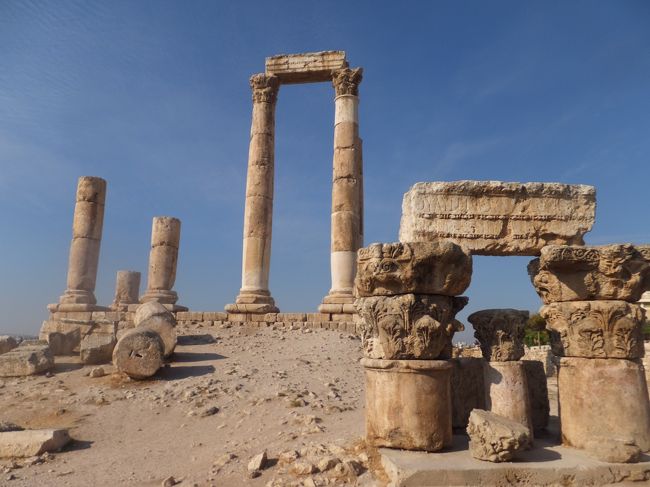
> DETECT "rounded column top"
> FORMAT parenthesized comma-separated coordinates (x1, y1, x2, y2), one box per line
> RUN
(151, 216, 181, 247)
(76, 176, 106, 203)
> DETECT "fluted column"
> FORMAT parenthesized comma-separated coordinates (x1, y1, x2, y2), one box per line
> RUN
(53, 176, 107, 312)
(226, 74, 280, 314)
(319, 68, 363, 314)
(140, 216, 184, 309)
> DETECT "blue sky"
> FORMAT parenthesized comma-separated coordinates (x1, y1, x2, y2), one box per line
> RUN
(1, 1, 649, 341)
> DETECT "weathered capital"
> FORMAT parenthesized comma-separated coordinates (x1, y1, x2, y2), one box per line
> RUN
(468, 309, 528, 362)
(250, 73, 280, 104)
(332, 67, 363, 96)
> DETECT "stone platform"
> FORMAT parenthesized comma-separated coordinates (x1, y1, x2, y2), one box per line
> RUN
(381, 434, 650, 486)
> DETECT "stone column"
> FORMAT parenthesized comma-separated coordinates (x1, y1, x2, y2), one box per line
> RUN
(319, 68, 363, 315)
(140, 217, 184, 309)
(111, 270, 141, 311)
(53, 176, 107, 312)
(226, 74, 280, 314)
(469, 309, 534, 434)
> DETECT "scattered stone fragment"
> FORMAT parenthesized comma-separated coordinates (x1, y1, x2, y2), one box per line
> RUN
(162, 475, 177, 487)
(0, 336, 18, 355)
(214, 452, 236, 469)
(112, 329, 164, 380)
(0, 429, 70, 458)
(0, 342, 54, 377)
(199, 406, 219, 417)
(0, 423, 23, 433)
(317, 456, 340, 472)
(467, 409, 531, 463)
(80, 333, 116, 365)
(248, 450, 267, 472)
(89, 367, 106, 378)
(584, 437, 641, 463)
(290, 461, 317, 475)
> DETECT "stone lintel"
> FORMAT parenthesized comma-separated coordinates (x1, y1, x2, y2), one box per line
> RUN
(265, 51, 348, 84)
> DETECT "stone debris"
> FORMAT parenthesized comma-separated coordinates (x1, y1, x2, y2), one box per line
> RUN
(0, 423, 23, 433)
(80, 333, 116, 365)
(112, 328, 164, 379)
(467, 409, 531, 462)
(89, 367, 106, 378)
(247, 450, 268, 472)
(40, 323, 80, 355)
(0, 336, 18, 355)
(399, 180, 596, 256)
(0, 342, 54, 377)
(161, 475, 177, 487)
(0, 429, 71, 458)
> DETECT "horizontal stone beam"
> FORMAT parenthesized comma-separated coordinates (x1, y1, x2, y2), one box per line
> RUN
(265, 51, 348, 84)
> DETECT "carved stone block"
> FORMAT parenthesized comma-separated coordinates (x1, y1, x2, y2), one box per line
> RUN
(399, 181, 596, 256)
(355, 241, 472, 297)
(529, 244, 650, 304)
(468, 309, 528, 362)
(355, 294, 467, 360)
(540, 300, 645, 359)
(467, 409, 531, 463)
(265, 51, 348, 84)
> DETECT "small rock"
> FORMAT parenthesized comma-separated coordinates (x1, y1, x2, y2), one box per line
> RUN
(467, 409, 531, 462)
(199, 406, 219, 417)
(248, 450, 267, 472)
(290, 461, 317, 475)
(162, 476, 177, 487)
(0, 429, 70, 458)
(214, 452, 236, 468)
(0, 423, 23, 433)
(317, 457, 340, 472)
(248, 469, 261, 479)
(89, 367, 105, 378)
(278, 450, 300, 464)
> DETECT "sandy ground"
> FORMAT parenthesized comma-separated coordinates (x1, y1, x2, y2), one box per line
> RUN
(0, 323, 385, 487)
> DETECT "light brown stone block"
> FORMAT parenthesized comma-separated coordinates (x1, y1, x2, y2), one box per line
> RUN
(451, 357, 486, 429)
(541, 300, 645, 359)
(362, 358, 452, 452)
(399, 181, 596, 256)
(558, 357, 650, 452)
(484, 361, 533, 434)
(355, 241, 472, 297)
(265, 51, 347, 84)
(0, 343, 54, 377)
(529, 244, 650, 303)
(467, 409, 531, 463)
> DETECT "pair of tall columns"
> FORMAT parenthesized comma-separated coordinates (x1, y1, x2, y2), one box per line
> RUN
(226, 68, 364, 314)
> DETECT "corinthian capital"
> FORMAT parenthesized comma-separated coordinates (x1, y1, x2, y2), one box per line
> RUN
(250, 74, 280, 104)
(332, 67, 363, 96)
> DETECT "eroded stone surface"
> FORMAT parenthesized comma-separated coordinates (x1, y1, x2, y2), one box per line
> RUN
(583, 437, 641, 463)
(558, 357, 650, 452)
(523, 360, 550, 434)
(265, 51, 347, 84)
(355, 241, 472, 297)
(111, 270, 141, 311)
(140, 217, 181, 305)
(483, 361, 533, 434)
(467, 409, 531, 463)
(0, 336, 18, 355)
(355, 294, 467, 359)
(0, 342, 54, 377)
(529, 244, 650, 303)
(0, 429, 70, 458)
(451, 358, 485, 429)
(399, 181, 596, 256)
(362, 358, 453, 452)
(469, 309, 528, 362)
(137, 315, 177, 358)
(112, 329, 164, 380)
(80, 333, 116, 365)
(541, 300, 645, 359)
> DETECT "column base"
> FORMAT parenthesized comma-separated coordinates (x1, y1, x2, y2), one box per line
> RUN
(140, 289, 178, 305)
(126, 303, 188, 312)
(48, 303, 110, 313)
(318, 292, 355, 314)
(225, 290, 279, 314)
(362, 358, 453, 452)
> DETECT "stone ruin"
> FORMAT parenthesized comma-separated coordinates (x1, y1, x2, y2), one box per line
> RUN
(1, 50, 649, 483)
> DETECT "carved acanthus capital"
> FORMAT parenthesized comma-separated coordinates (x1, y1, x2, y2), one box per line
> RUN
(529, 244, 650, 304)
(354, 294, 467, 360)
(355, 241, 472, 297)
(332, 67, 363, 96)
(540, 300, 645, 359)
(250, 73, 280, 104)
(468, 309, 528, 362)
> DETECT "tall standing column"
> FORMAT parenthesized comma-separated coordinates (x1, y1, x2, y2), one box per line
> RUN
(140, 216, 185, 310)
(226, 74, 280, 314)
(52, 176, 107, 312)
(319, 68, 363, 315)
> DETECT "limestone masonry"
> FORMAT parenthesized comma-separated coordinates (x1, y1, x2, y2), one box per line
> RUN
(399, 180, 596, 255)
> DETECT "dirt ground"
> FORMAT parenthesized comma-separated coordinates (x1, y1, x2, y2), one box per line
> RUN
(0, 323, 385, 487)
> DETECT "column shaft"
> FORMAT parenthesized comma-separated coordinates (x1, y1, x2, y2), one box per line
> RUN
(141, 217, 181, 306)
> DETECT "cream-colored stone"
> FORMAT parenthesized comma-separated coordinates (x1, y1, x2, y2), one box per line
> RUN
(137, 315, 176, 358)
(468, 309, 528, 362)
(355, 241, 472, 297)
(0, 429, 70, 458)
(529, 244, 650, 303)
(330, 251, 357, 295)
(362, 358, 452, 452)
(334, 95, 358, 124)
(59, 176, 106, 306)
(399, 181, 596, 256)
(484, 361, 533, 434)
(541, 301, 645, 359)
(558, 357, 650, 452)
(140, 217, 180, 305)
(451, 358, 486, 429)
(111, 270, 140, 310)
(355, 294, 467, 360)
(0, 342, 54, 377)
(134, 301, 174, 326)
(265, 51, 347, 84)
(467, 409, 531, 463)
(112, 328, 164, 379)
(80, 333, 116, 365)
